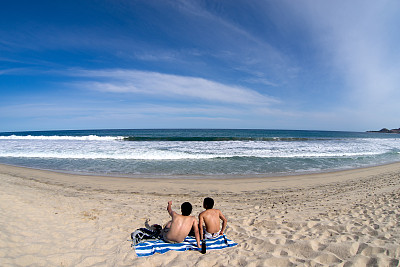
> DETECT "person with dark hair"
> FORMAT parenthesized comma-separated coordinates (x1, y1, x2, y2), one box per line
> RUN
(199, 197, 227, 240)
(161, 201, 200, 248)
(180, 201, 192, 216)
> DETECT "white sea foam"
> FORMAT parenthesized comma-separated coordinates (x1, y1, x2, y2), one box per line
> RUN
(0, 132, 399, 176)
(0, 138, 397, 160)
(0, 135, 123, 141)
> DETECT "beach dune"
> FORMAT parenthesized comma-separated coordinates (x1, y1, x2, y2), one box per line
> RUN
(1, 163, 399, 266)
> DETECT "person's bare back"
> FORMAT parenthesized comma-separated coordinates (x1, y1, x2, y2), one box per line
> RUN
(199, 197, 227, 240)
(163, 201, 200, 248)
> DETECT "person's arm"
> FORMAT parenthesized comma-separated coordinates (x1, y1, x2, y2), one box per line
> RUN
(198, 213, 204, 240)
(219, 211, 227, 235)
(192, 218, 201, 248)
(167, 201, 175, 217)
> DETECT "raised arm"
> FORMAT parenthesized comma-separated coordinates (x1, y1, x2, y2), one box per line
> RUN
(167, 201, 175, 217)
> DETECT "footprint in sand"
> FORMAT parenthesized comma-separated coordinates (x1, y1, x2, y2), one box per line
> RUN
(269, 237, 287, 245)
(313, 252, 342, 265)
(309, 240, 322, 251)
(350, 242, 386, 257)
(360, 245, 385, 256)
(307, 221, 320, 228)
(352, 255, 378, 266)
(292, 233, 306, 240)
(272, 248, 289, 257)
(261, 257, 293, 267)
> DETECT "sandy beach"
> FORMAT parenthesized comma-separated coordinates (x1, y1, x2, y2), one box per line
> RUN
(1, 163, 399, 266)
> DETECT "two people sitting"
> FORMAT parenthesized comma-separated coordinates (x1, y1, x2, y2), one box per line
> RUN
(162, 197, 227, 249)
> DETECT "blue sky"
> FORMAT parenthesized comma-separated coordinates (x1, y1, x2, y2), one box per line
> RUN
(1, 0, 399, 132)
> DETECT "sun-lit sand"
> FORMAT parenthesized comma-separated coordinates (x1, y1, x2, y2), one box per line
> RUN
(1, 163, 399, 266)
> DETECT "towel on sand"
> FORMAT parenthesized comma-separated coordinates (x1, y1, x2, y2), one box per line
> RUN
(133, 234, 237, 257)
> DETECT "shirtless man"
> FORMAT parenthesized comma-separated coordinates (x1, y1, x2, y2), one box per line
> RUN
(199, 197, 227, 240)
(162, 201, 201, 248)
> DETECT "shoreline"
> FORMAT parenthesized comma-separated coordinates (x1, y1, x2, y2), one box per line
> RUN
(1, 162, 400, 266)
(1, 161, 400, 189)
(1, 159, 400, 181)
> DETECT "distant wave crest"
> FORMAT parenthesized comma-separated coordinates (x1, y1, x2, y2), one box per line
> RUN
(0, 135, 330, 142)
(0, 135, 122, 141)
(123, 136, 315, 142)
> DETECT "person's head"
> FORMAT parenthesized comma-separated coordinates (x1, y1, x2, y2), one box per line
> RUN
(203, 197, 214, 209)
(181, 202, 192, 216)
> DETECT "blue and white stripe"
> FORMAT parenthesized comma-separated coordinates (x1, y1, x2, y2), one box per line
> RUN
(133, 235, 237, 257)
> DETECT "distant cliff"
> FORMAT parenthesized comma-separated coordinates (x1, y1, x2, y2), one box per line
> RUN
(367, 128, 400, 133)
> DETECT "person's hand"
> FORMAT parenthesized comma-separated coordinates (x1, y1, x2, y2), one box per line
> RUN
(219, 232, 224, 235)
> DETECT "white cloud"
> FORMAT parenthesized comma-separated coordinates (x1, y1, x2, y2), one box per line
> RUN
(275, 0, 400, 130)
(71, 69, 279, 106)
(0, 67, 27, 75)
(293, 1, 400, 105)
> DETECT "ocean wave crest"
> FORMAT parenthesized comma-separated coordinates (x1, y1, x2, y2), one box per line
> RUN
(0, 135, 123, 141)
(123, 136, 318, 142)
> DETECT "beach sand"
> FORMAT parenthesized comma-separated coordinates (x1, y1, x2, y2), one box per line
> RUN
(1, 163, 399, 266)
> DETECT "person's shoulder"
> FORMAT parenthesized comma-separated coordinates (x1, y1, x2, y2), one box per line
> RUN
(212, 209, 224, 216)
(171, 211, 181, 218)
(201, 209, 217, 216)
(171, 210, 178, 215)
(216, 209, 225, 214)
(199, 210, 206, 216)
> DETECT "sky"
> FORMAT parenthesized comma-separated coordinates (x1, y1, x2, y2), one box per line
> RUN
(1, 0, 399, 132)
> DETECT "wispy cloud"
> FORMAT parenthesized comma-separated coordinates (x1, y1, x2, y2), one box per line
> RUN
(291, 1, 400, 108)
(0, 68, 20, 75)
(158, 1, 292, 80)
(70, 69, 279, 106)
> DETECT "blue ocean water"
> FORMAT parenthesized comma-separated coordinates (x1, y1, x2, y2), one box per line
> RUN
(0, 129, 399, 178)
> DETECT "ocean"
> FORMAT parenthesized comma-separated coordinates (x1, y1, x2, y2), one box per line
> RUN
(0, 129, 399, 178)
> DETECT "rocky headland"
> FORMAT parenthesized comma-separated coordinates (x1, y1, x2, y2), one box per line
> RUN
(367, 128, 400, 133)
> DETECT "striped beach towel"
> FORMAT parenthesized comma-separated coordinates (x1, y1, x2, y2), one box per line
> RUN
(133, 234, 237, 257)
